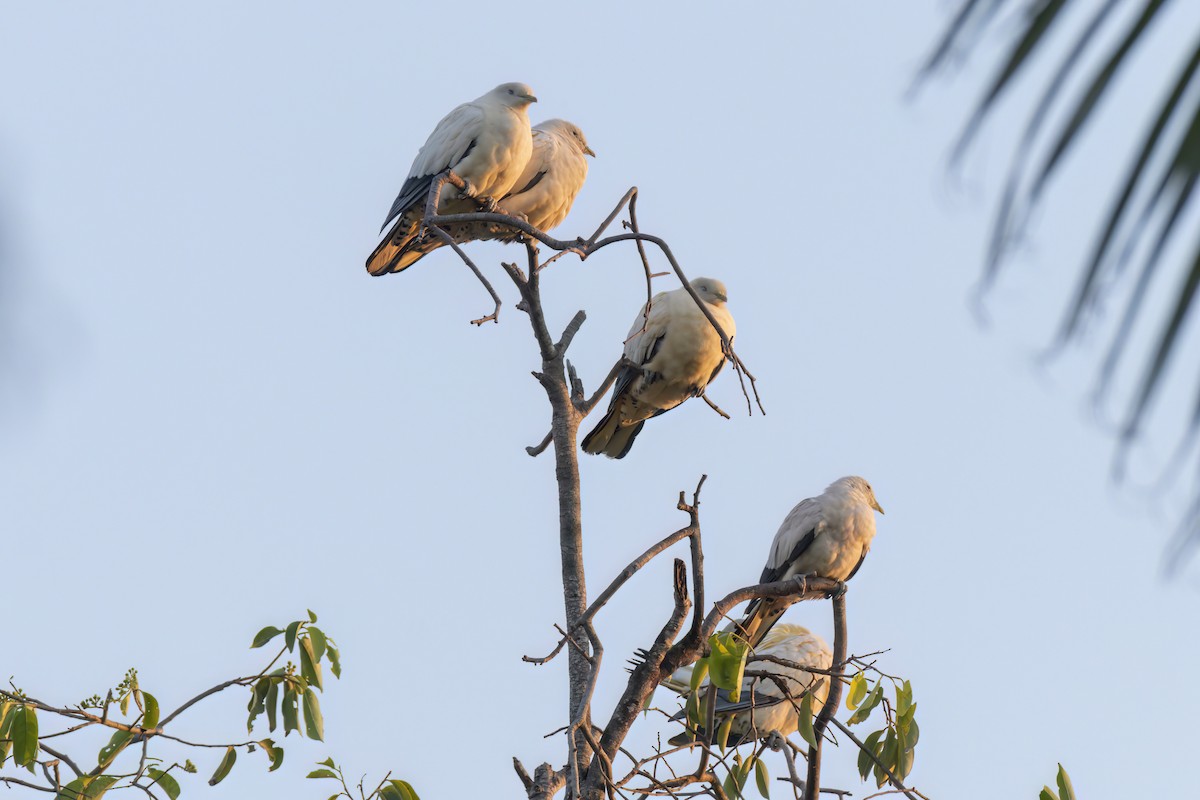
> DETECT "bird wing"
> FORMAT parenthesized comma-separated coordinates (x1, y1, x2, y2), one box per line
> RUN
(380, 101, 486, 232)
(762, 498, 825, 582)
(624, 291, 674, 367)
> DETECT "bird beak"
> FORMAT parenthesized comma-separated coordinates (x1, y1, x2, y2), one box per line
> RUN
(583, 145, 596, 157)
(713, 292, 728, 303)
(871, 499, 885, 515)
(523, 94, 538, 103)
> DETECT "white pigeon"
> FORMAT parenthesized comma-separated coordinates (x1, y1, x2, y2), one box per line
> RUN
(383, 118, 594, 265)
(663, 625, 833, 747)
(732, 477, 884, 648)
(582, 278, 736, 459)
(366, 82, 537, 276)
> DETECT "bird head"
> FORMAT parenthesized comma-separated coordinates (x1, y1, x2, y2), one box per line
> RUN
(832, 476, 885, 515)
(492, 82, 538, 107)
(536, 119, 596, 157)
(690, 277, 729, 305)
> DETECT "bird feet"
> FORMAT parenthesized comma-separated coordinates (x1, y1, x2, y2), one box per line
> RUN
(459, 177, 477, 198)
(476, 195, 500, 213)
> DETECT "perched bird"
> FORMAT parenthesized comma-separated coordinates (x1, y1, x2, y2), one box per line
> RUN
(663, 625, 833, 747)
(732, 477, 884, 648)
(582, 279, 736, 459)
(366, 82, 538, 276)
(384, 119, 595, 266)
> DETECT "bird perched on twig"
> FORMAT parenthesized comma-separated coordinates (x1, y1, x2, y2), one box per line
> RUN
(662, 625, 832, 747)
(582, 279, 736, 459)
(366, 82, 538, 276)
(731, 476, 884, 648)
(384, 118, 595, 266)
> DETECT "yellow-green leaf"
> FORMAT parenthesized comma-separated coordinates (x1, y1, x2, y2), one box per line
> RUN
(97, 730, 132, 770)
(303, 688, 324, 741)
(754, 755, 770, 798)
(846, 673, 868, 710)
(300, 637, 324, 692)
(83, 775, 119, 799)
(1040, 789, 1059, 800)
(847, 684, 883, 725)
(141, 692, 160, 730)
(689, 658, 710, 692)
(147, 768, 181, 800)
(707, 633, 749, 703)
(208, 746, 237, 786)
(327, 646, 342, 679)
(11, 704, 38, 768)
(55, 777, 90, 800)
(1056, 764, 1076, 800)
(0, 701, 14, 765)
(308, 769, 339, 779)
(797, 691, 817, 748)
(716, 715, 733, 752)
(895, 680, 913, 715)
(259, 738, 284, 772)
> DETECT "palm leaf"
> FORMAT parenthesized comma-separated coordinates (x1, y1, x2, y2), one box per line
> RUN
(923, 0, 1200, 560)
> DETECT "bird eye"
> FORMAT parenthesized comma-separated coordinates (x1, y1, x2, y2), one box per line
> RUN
(508, 89, 514, 95)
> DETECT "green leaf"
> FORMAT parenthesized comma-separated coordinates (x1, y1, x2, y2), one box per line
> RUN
(141, 691, 160, 730)
(259, 738, 284, 772)
(1040, 789, 1059, 800)
(308, 769, 339, 779)
(300, 636, 324, 692)
(55, 777, 90, 800)
(282, 684, 300, 736)
(846, 673, 867, 710)
(754, 756, 770, 798)
(307, 627, 328, 662)
(11, 704, 38, 768)
(689, 658, 709, 692)
(251, 626, 285, 649)
(797, 691, 817, 748)
(208, 746, 237, 786)
(285, 620, 302, 652)
(83, 775, 119, 799)
(722, 766, 741, 800)
(857, 729, 885, 781)
(266, 679, 280, 733)
(1056, 764, 1076, 800)
(707, 633, 749, 703)
(327, 645, 342, 679)
(381, 779, 420, 800)
(247, 677, 271, 732)
(319, 756, 336, 769)
(119, 692, 130, 717)
(97, 729, 133, 770)
(303, 687, 324, 741)
(875, 731, 898, 788)
(147, 768, 181, 800)
(308, 609, 318, 623)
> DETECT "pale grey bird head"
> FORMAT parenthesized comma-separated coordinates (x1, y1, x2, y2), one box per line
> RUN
(490, 82, 538, 107)
(690, 277, 729, 305)
(536, 118, 596, 157)
(828, 475, 885, 515)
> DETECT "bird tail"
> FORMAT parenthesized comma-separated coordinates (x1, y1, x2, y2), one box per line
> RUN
(581, 410, 644, 459)
(366, 217, 441, 276)
(724, 598, 789, 650)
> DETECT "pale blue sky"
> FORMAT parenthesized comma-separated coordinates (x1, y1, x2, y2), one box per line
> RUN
(3, 2, 1199, 799)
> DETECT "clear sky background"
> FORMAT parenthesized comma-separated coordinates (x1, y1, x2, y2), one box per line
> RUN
(3, 2, 1199, 799)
